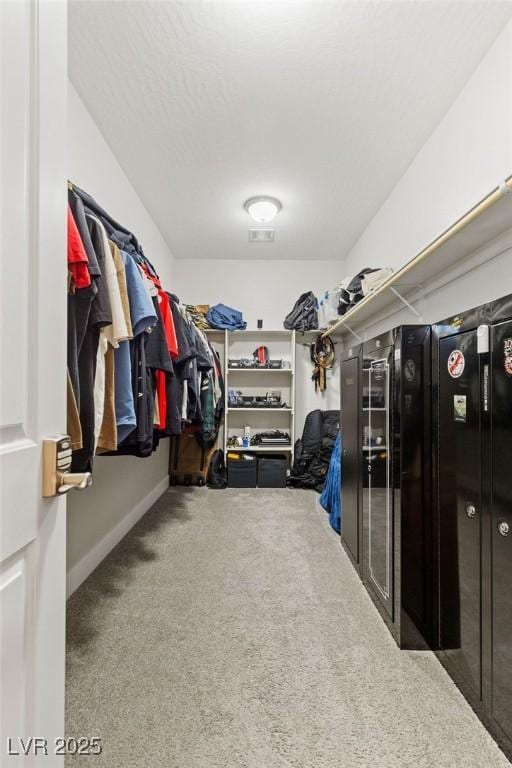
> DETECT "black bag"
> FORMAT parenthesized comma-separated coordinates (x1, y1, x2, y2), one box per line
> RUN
(337, 268, 380, 316)
(283, 291, 318, 331)
(288, 409, 339, 491)
(207, 449, 227, 489)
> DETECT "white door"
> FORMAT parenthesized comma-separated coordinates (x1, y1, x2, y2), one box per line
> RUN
(1, 1, 67, 764)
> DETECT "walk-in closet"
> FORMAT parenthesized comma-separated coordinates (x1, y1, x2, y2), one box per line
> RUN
(2, 2, 512, 766)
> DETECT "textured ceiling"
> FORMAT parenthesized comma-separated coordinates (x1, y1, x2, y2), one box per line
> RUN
(68, 1, 512, 261)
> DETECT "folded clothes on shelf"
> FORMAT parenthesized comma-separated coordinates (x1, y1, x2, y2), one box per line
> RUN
(206, 303, 247, 331)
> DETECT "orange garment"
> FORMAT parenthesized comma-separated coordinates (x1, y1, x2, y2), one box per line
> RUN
(141, 266, 179, 431)
(141, 266, 178, 357)
(155, 370, 167, 430)
(158, 290, 178, 358)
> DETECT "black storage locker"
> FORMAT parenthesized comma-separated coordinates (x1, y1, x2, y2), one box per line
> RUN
(433, 293, 512, 758)
(490, 316, 512, 749)
(340, 325, 433, 649)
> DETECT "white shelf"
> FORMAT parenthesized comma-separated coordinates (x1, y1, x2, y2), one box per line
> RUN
(324, 179, 512, 340)
(227, 329, 293, 336)
(226, 445, 293, 453)
(224, 331, 296, 468)
(227, 368, 293, 373)
(228, 407, 293, 413)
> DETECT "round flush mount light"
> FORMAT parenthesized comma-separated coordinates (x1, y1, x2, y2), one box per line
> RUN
(244, 196, 282, 223)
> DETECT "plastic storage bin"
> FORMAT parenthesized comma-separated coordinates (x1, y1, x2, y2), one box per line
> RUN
(227, 455, 257, 488)
(257, 455, 288, 488)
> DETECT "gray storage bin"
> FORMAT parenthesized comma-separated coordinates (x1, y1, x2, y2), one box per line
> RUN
(257, 455, 288, 488)
(227, 455, 257, 488)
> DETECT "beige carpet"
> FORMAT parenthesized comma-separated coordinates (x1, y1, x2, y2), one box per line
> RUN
(66, 488, 510, 767)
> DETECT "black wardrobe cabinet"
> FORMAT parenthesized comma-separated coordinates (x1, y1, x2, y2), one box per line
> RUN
(340, 326, 433, 649)
(432, 293, 512, 758)
(340, 343, 363, 573)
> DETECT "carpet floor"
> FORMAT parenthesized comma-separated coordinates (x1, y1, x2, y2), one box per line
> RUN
(66, 488, 510, 767)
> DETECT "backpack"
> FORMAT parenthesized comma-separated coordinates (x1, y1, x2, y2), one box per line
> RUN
(283, 291, 318, 331)
(207, 449, 227, 489)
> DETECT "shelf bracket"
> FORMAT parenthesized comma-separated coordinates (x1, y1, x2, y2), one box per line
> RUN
(388, 286, 423, 319)
(340, 321, 364, 343)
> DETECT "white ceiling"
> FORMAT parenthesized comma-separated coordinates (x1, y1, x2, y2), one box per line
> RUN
(69, 1, 512, 261)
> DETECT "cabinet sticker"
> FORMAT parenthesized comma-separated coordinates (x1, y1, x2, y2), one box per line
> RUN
(404, 358, 416, 382)
(447, 349, 465, 379)
(454, 395, 467, 423)
(504, 338, 512, 376)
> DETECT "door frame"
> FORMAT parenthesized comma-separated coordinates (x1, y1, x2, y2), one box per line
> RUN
(1, 0, 68, 760)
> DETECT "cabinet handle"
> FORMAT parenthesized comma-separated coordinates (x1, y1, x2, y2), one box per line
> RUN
(498, 521, 510, 537)
(465, 504, 477, 519)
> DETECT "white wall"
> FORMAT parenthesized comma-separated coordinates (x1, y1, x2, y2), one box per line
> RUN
(344, 20, 512, 302)
(67, 83, 175, 593)
(174, 257, 343, 436)
(295, 340, 340, 437)
(335, 20, 512, 345)
(173, 258, 345, 330)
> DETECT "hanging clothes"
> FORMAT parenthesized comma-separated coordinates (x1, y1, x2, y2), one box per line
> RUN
(86, 214, 131, 455)
(67, 205, 91, 290)
(112, 249, 157, 444)
(165, 295, 194, 435)
(70, 202, 113, 473)
(66, 182, 225, 472)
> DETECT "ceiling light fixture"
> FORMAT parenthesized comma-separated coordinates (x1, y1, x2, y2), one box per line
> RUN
(244, 196, 282, 223)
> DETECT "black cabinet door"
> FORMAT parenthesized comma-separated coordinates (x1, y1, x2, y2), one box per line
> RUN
(400, 339, 430, 640)
(491, 320, 512, 742)
(439, 331, 481, 697)
(341, 356, 360, 565)
(362, 345, 393, 618)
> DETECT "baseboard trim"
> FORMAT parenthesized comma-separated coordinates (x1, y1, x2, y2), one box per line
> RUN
(66, 476, 170, 598)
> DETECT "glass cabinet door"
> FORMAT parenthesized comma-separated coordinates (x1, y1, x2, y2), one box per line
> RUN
(362, 347, 393, 618)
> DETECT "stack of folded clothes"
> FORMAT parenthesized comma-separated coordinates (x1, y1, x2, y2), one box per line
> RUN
(185, 304, 211, 330)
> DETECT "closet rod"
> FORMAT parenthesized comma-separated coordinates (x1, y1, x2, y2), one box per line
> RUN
(323, 173, 512, 339)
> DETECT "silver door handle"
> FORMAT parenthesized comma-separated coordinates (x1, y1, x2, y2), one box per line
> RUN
(498, 521, 510, 537)
(57, 471, 92, 493)
(466, 504, 477, 519)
